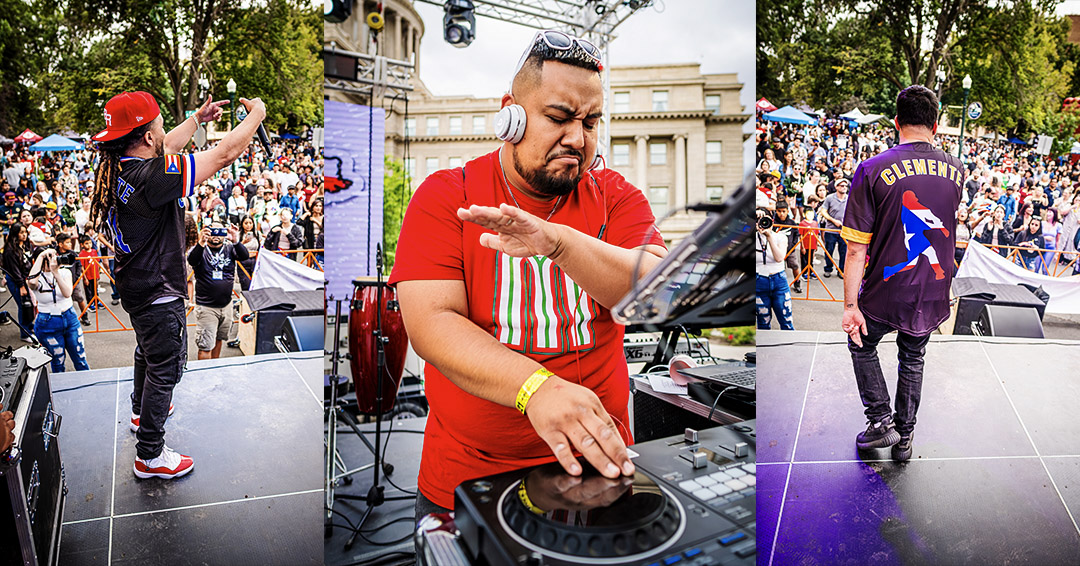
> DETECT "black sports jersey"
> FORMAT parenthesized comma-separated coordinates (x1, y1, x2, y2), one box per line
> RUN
(110, 154, 196, 313)
(841, 142, 963, 335)
(188, 242, 249, 308)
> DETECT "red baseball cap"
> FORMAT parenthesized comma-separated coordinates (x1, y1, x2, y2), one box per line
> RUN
(92, 91, 161, 142)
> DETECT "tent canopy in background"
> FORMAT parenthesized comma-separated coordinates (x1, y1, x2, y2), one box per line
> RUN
(762, 105, 817, 126)
(279, 133, 300, 139)
(28, 134, 85, 152)
(15, 129, 42, 143)
(756, 98, 778, 112)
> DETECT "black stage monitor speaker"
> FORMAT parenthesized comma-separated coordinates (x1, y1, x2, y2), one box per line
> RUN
(974, 304, 1044, 339)
(278, 315, 323, 353)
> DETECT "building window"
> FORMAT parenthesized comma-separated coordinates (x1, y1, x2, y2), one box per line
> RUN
(652, 90, 668, 112)
(449, 157, 463, 169)
(614, 91, 630, 113)
(404, 158, 415, 179)
(705, 94, 721, 112)
(706, 141, 722, 164)
(425, 157, 439, 175)
(612, 143, 630, 166)
(426, 117, 439, 136)
(404, 118, 416, 137)
(649, 187, 669, 217)
(706, 186, 724, 202)
(472, 116, 485, 134)
(650, 142, 667, 165)
(449, 116, 462, 135)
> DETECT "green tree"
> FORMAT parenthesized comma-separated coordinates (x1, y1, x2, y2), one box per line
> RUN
(0, 0, 60, 135)
(381, 157, 414, 273)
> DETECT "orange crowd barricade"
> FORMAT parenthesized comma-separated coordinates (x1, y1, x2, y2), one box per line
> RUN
(769, 224, 1077, 304)
(72, 249, 324, 334)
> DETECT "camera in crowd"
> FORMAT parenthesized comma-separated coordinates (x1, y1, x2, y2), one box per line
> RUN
(31, 245, 77, 267)
(756, 208, 774, 231)
(209, 227, 228, 238)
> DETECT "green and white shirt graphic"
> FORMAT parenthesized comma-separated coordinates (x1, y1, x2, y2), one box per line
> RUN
(492, 252, 596, 355)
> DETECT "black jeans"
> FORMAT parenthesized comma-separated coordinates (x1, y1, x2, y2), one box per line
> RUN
(130, 299, 188, 460)
(848, 316, 931, 437)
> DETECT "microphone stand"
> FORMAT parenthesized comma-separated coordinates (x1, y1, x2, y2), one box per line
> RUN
(341, 244, 412, 550)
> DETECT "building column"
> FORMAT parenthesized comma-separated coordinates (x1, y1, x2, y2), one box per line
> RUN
(635, 134, 649, 191)
(391, 12, 402, 60)
(674, 134, 687, 210)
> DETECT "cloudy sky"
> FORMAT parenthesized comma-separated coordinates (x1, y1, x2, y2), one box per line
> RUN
(410, 0, 755, 167)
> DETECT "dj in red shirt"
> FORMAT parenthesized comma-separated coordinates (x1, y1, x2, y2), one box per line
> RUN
(390, 34, 666, 512)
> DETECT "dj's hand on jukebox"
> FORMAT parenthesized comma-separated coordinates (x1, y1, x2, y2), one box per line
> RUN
(525, 375, 636, 480)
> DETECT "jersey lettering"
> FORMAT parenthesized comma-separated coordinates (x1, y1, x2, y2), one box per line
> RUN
(117, 177, 135, 204)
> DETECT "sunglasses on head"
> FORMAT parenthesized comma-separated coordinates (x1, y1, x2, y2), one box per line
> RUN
(512, 30, 602, 81)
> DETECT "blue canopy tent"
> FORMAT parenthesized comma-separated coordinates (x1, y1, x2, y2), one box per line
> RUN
(1007, 137, 1029, 146)
(762, 105, 818, 126)
(28, 134, 84, 152)
(279, 133, 300, 139)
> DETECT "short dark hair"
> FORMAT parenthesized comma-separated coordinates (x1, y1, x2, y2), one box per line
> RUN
(513, 36, 600, 94)
(895, 85, 938, 130)
(56, 233, 72, 244)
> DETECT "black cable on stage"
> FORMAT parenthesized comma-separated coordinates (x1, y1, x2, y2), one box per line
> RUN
(399, 95, 411, 227)
(707, 385, 737, 421)
(346, 550, 416, 566)
(378, 414, 418, 497)
(51, 352, 322, 393)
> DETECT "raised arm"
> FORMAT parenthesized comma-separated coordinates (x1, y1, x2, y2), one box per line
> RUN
(164, 98, 230, 155)
(396, 278, 635, 479)
(456, 203, 666, 309)
(191, 98, 266, 187)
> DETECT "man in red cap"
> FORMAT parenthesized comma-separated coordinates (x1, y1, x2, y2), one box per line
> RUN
(89, 90, 265, 479)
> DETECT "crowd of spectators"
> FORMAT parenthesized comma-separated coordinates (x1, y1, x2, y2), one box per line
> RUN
(755, 118, 1080, 294)
(0, 133, 323, 369)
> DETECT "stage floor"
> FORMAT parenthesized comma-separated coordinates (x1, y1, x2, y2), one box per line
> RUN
(52, 352, 324, 565)
(757, 330, 1080, 565)
(325, 415, 425, 566)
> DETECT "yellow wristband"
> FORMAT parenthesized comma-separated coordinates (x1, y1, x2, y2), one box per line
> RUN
(515, 368, 553, 415)
(517, 481, 545, 514)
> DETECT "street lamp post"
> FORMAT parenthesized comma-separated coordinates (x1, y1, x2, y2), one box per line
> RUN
(227, 78, 237, 178)
(959, 74, 972, 162)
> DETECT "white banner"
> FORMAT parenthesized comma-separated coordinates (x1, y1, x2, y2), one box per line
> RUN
(956, 240, 1080, 314)
(250, 249, 324, 292)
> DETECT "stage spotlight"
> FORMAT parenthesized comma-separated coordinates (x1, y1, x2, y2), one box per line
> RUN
(443, 0, 476, 48)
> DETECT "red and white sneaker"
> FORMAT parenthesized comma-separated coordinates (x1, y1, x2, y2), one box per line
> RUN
(133, 445, 194, 479)
(130, 403, 176, 433)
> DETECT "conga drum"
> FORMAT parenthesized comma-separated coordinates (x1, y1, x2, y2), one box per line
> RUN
(349, 279, 409, 415)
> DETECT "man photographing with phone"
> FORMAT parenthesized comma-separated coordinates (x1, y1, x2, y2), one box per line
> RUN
(90, 91, 266, 479)
(189, 222, 248, 361)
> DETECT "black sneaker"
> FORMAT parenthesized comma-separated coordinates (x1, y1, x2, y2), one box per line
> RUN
(824, 271, 832, 278)
(892, 434, 913, 462)
(856, 417, 901, 449)
(792, 282, 802, 294)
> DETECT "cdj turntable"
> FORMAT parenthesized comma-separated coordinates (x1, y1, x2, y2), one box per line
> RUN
(431, 420, 756, 566)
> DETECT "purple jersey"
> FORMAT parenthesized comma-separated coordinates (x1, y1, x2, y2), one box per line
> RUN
(841, 141, 962, 335)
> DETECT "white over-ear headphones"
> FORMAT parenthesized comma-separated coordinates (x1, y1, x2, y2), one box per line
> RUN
(494, 103, 604, 170)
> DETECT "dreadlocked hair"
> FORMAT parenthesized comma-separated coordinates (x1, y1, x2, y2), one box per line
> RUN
(90, 123, 153, 232)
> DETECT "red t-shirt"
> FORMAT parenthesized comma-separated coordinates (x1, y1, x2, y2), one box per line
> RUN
(389, 149, 664, 508)
(78, 249, 99, 280)
(798, 218, 819, 250)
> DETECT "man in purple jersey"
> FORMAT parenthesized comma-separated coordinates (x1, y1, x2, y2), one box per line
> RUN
(839, 85, 962, 462)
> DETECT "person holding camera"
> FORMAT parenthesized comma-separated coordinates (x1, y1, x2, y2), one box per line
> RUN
(188, 222, 248, 360)
(756, 208, 795, 330)
(56, 233, 90, 326)
(89, 90, 265, 480)
(27, 247, 89, 373)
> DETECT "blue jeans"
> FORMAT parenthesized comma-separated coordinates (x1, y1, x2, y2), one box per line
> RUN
(848, 316, 931, 436)
(756, 272, 795, 330)
(823, 231, 847, 274)
(35, 309, 90, 373)
(6, 274, 33, 339)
